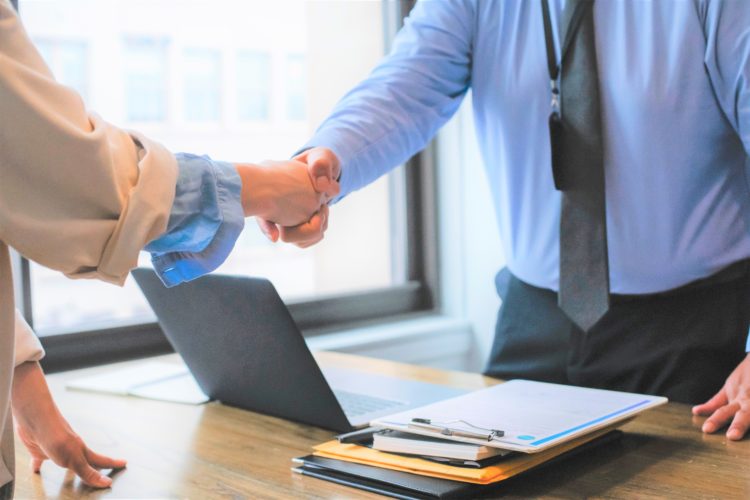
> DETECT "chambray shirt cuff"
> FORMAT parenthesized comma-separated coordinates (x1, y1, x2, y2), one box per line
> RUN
(145, 153, 244, 287)
(746, 330, 750, 352)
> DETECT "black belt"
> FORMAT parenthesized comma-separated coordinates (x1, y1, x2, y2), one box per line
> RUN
(611, 259, 750, 303)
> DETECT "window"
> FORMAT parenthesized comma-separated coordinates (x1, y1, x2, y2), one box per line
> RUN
(237, 51, 271, 121)
(32, 39, 88, 101)
(285, 54, 306, 121)
(18, 0, 434, 372)
(183, 48, 221, 122)
(124, 37, 168, 123)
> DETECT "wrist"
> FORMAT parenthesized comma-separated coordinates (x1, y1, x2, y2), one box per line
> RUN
(235, 163, 276, 219)
(12, 361, 63, 429)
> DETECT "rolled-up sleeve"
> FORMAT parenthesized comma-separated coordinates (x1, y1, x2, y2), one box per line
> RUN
(0, 0, 245, 288)
(145, 153, 244, 287)
(13, 310, 43, 367)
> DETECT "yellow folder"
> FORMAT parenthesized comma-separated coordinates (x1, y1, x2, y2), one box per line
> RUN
(313, 424, 621, 485)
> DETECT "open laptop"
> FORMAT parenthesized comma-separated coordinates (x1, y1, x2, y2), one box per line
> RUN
(132, 268, 464, 433)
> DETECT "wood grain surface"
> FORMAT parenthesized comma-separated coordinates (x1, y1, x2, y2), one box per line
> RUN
(12, 352, 750, 499)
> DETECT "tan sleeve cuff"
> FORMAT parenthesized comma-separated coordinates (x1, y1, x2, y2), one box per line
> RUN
(14, 309, 44, 367)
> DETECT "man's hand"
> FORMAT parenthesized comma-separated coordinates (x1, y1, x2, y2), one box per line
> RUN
(693, 353, 750, 440)
(235, 158, 332, 228)
(256, 147, 341, 246)
(11, 362, 127, 488)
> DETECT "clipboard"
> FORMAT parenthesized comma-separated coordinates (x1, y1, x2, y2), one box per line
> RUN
(372, 379, 667, 453)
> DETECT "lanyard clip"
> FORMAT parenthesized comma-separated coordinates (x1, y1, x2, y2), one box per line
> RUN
(550, 79, 560, 114)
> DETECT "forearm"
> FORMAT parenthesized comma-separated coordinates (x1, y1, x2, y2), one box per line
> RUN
(11, 362, 63, 433)
(303, 0, 473, 199)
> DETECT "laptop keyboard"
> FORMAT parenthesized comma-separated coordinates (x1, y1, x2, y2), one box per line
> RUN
(334, 389, 405, 418)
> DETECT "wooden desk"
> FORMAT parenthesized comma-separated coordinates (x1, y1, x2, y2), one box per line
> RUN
(13, 352, 750, 499)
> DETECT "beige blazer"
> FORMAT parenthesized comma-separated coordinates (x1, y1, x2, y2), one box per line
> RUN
(0, 0, 178, 489)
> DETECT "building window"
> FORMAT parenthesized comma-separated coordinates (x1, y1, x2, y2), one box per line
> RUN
(19, 0, 434, 372)
(237, 51, 271, 121)
(33, 39, 89, 101)
(285, 54, 306, 121)
(124, 37, 168, 122)
(183, 48, 221, 122)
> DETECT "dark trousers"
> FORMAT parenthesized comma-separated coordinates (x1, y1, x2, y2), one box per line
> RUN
(484, 266, 750, 404)
(0, 482, 12, 500)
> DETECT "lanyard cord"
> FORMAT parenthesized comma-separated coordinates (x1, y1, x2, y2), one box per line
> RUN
(541, 0, 593, 112)
(541, 0, 559, 82)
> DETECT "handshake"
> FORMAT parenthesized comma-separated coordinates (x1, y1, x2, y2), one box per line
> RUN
(234, 147, 340, 248)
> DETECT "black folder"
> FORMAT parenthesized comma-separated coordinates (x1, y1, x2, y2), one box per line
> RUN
(293, 430, 623, 500)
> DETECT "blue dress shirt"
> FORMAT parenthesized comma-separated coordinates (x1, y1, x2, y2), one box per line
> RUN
(305, 0, 750, 301)
(145, 153, 244, 287)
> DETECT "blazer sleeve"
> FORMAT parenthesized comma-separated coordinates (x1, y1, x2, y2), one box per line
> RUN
(0, 0, 177, 285)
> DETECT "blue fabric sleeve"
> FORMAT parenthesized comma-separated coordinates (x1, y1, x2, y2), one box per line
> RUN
(703, 2, 750, 353)
(301, 0, 474, 202)
(144, 153, 244, 287)
(703, 0, 750, 157)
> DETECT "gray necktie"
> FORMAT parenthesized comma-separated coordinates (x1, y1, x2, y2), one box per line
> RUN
(557, 0, 610, 331)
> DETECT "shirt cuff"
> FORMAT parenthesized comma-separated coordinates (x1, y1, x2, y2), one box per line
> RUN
(14, 309, 44, 367)
(146, 153, 244, 287)
(746, 329, 750, 352)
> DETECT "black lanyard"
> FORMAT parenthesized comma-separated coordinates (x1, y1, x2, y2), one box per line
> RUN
(541, 0, 593, 190)
(541, 0, 592, 86)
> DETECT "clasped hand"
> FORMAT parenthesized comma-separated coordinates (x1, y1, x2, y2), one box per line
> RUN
(254, 148, 341, 248)
(235, 154, 339, 246)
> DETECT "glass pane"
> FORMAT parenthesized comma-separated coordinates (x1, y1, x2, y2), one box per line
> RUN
(285, 54, 306, 121)
(184, 48, 221, 122)
(237, 51, 270, 121)
(20, 0, 405, 335)
(124, 38, 168, 122)
(32, 39, 89, 100)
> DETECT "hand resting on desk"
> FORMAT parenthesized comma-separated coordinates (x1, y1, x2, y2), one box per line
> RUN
(12, 362, 126, 488)
(693, 353, 750, 440)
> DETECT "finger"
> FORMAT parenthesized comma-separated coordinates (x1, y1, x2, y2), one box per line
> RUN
(295, 234, 324, 249)
(726, 407, 750, 441)
(279, 213, 325, 244)
(31, 456, 45, 473)
(255, 218, 279, 242)
(283, 206, 328, 246)
(702, 402, 740, 434)
(71, 456, 112, 489)
(84, 447, 127, 470)
(693, 390, 729, 416)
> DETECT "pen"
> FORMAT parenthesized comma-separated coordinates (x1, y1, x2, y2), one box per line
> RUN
(336, 426, 380, 444)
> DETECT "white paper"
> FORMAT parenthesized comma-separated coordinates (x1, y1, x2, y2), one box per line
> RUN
(66, 361, 208, 405)
(373, 379, 667, 453)
(129, 372, 209, 404)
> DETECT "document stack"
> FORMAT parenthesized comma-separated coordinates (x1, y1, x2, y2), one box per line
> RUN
(292, 380, 667, 499)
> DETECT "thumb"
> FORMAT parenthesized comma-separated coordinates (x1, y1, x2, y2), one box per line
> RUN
(306, 149, 340, 198)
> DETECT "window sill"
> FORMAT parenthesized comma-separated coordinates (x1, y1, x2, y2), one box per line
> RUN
(306, 314, 475, 371)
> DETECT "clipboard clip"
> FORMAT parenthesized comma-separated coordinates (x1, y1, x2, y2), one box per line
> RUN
(409, 418, 505, 442)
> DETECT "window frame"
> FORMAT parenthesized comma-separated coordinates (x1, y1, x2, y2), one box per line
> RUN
(16, 0, 439, 373)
